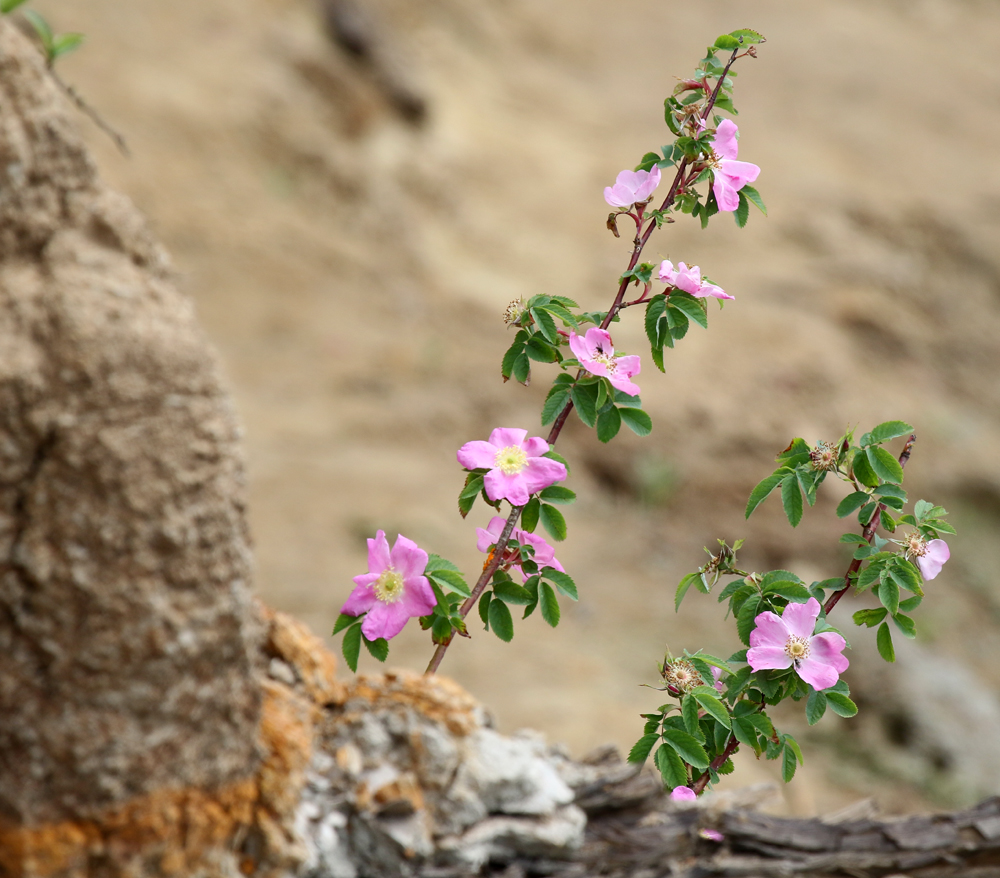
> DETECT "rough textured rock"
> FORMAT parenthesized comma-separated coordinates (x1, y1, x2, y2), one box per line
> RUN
(0, 14, 260, 827)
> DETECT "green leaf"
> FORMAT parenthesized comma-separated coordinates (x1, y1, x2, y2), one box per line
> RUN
(521, 497, 540, 532)
(501, 333, 527, 380)
(479, 591, 492, 627)
(729, 28, 765, 44)
(805, 689, 827, 725)
(876, 621, 895, 662)
(745, 470, 787, 518)
(782, 743, 799, 782)
(525, 336, 558, 363)
(762, 581, 812, 602)
(512, 351, 530, 384)
(429, 569, 472, 597)
(619, 407, 652, 437)
(730, 716, 759, 749)
(736, 594, 762, 646)
(868, 420, 914, 445)
(781, 474, 804, 527)
(488, 599, 514, 642)
(693, 692, 731, 729)
(541, 388, 570, 427)
(880, 576, 900, 615)
(662, 728, 710, 769)
(741, 183, 767, 215)
(628, 732, 660, 765)
(22, 10, 53, 50)
(867, 446, 904, 484)
(596, 406, 622, 443)
(840, 532, 868, 545)
(342, 623, 362, 673)
(539, 485, 576, 505)
(531, 307, 559, 343)
(493, 579, 534, 605)
(890, 558, 922, 593)
(332, 613, 358, 635)
(363, 635, 389, 662)
(655, 743, 689, 788)
(734, 191, 750, 228)
(458, 475, 482, 518)
(852, 450, 879, 488)
(836, 492, 870, 519)
(645, 296, 667, 350)
(852, 607, 887, 628)
(714, 34, 741, 49)
(899, 594, 923, 613)
(539, 582, 560, 627)
(682, 695, 702, 739)
(571, 383, 598, 428)
(543, 568, 578, 600)
(51, 32, 84, 59)
(826, 692, 858, 717)
(0, 0, 31, 13)
(539, 503, 567, 542)
(667, 291, 708, 329)
(675, 572, 701, 611)
(892, 613, 917, 639)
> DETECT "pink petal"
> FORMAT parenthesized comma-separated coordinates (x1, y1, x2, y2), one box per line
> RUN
(367, 530, 391, 574)
(342, 578, 376, 616)
(796, 655, 841, 691)
(698, 282, 734, 301)
(718, 158, 760, 190)
(658, 260, 677, 284)
(673, 264, 703, 295)
(489, 427, 528, 449)
(400, 575, 437, 617)
(520, 456, 567, 494)
(522, 436, 550, 458)
(670, 786, 697, 802)
(781, 598, 821, 640)
(809, 633, 850, 674)
(585, 327, 615, 354)
(748, 610, 788, 649)
(580, 359, 611, 379)
(713, 119, 740, 161)
(607, 372, 641, 397)
(361, 600, 411, 641)
(918, 540, 950, 580)
(746, 645, 791, 671)
(484, 470, 530, 506)
(477, 516, 508, 553)
(712, 175, 740, 212)
(457, 440, 501, 470)
(568, 331, 590, 362)
(615, 169, 643, 192)
(605, 184, 636, 208)
(390, 534, 428, 580)
(615, 354, 641, 378)
(633, 165, 662, 201)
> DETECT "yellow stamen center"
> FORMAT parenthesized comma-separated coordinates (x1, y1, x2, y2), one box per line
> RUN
(785, 635, 810, 663)
(495, 446, 528, 475)
(374, 569, 405, 603)
(907, 534, 927, 557)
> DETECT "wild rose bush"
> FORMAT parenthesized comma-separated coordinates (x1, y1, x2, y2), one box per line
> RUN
(334, 30, 955, 796)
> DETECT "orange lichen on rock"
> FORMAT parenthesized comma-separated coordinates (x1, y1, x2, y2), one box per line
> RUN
(261, 602, 346, 707)
(343, 669, 482, 737)
(0, 628, 323, 878)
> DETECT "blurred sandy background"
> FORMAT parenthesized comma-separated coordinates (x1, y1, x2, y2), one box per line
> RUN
(29, 0, 1000, 815)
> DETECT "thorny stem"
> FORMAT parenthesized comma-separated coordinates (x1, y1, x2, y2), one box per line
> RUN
(690, 434, 918, 792)
(425, 48, 743, 676)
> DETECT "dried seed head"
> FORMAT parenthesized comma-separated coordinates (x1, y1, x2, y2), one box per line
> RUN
(809, 441, 838, 472)
(662, 658, 703, 693)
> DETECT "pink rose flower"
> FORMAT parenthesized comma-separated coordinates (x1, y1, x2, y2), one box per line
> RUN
(568, 327, 641, 396)
(341, 530, 437, 641)
(670, 786, 697, 802)
(911, 537, 950, 581)
(711, 666, 725, 693)
(658, 260, 734, 301)
(457, 428, 567, 507)
(707, 119, 760, 212)
(476, 515, 564, 581)
(604, 165, 662, 208)
(746, 598, 849, 691)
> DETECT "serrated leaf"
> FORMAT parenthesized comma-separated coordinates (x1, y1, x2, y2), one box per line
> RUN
(539, 582, 560, 627)
(729, 27, 765, 44)
(655, 744, 689, 788)
(512, 351, 530, 384)
(730, 716, 758, 749)
(667, 291, 708, 329)
(840, 532, 868, 545)
(501, 335, 526, 380)
(332, 613, 358, 635)
(488, 598, 514, 642)
(852, 450, 879, 488)
(478, 591, 492, 627)
(879, 576, 900, 615)
(891, 558, 922, 593)
(541, 388, 570, 427)
(342, 624, 362, 673)
(762, 581, 812, 602)
(781, 474, 803, 527)
(868, 420, 914, 444)
(805, 689, 827, 725)
(675, 572, 701, 611)
(543, 568, 578, 600)
(363, 635, 389, 662)
(619, 407, 652, 437)
(899, 594, 922, 613)
(892, 613, 917, 639)
(736, 594, 762, 646)
(662, 728, 710, 769)
(539, 503, 567, 541)
(745, 470, 787, 518)
(521, 496, 540, 533)
(571, 383, 598, 428)
(543, 449, 570, 475)
(525, 336, 558, 363)
(539, 485, 575, 505)
(694, 692, 731, 729)
(493, 579, 533, 605)
(852, 607, 887, 628)
(782, 744, 799, 782)
(531, 307, 559, 343)
(429, 569, 472, 597)
(628, 733, 659, 765)
(867, 446, 904, 484)
(826, 692, 858, 717)
(682, 695, 702, 738)
(734, 191, 750, 228)
(596, 405, 621, 443)
(876, 621, 895, 662)
(836, 492, 870, 519)
(741, 183, 766, 215)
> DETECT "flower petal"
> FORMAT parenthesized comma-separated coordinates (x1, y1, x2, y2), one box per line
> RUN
(796, 655, 841, 691)
(488, 427, 529, 449)
(713, 119, 740, 160)
(809, 632, 850, 674)
(477, 516, 508, 553)
(781, 598, 821, 640)
(585, 327, 615, 354)
(457, 440, 501, 470)
(607, 372, 641, 397)
(604, 186, 631, 208)
(719, 158, 760, 190)
(520, 456, 567, 494)
(484, 470, 530, 506)
(568, 331, 591, 362)
(657, 260, 677, 284)
(670, 786, 697, 802)
(400, 574, 437, 617)
(390, 534, 428, 579)
(522, 436, 550, 458)
(633, 165, 662, 201)
(361, 600, 411, 641)
(748, 610, 788, 649)
(367, 530, 391, 574)
(746, 645, 791, 671)
(712, 174, 740, 212)
(342, 579, 376, 616)
(918, 540, 950, 580)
